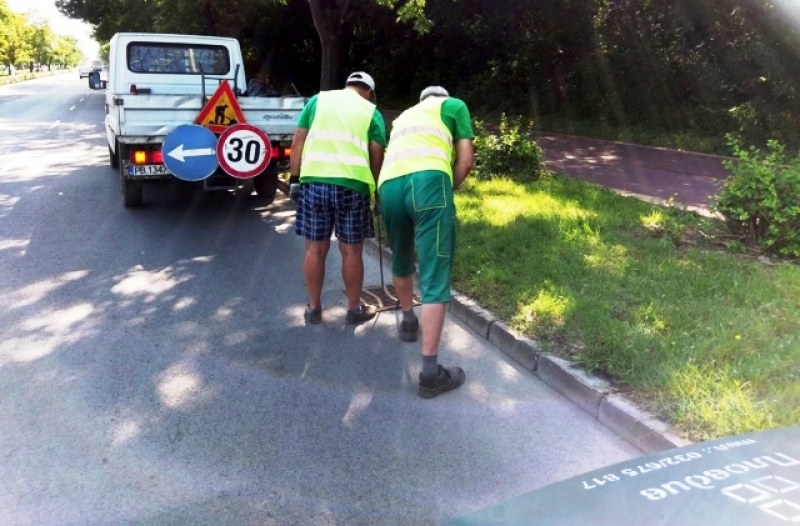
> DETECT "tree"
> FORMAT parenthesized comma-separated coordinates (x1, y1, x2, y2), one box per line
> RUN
(47, 0, 800, 152)
(52, 35, 82, 68)
(55, 0, 429, 90)
(0, 8, 33, 68)
(1, 1, 85, 71)
(307, 0, 430, 89)
(56, 0, 159, 42)
(31, 23, 56, 68)
(0, 0, 12, 65)
(306, 0, 350, 89)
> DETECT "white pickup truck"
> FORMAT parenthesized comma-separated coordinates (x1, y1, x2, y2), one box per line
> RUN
(104, 32, 306, 207)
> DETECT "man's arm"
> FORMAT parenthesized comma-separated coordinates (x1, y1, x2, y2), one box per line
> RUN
(367, 108, 387, 184)
(289, 127, 308, 180)
(368, 140, 385, 184)
(452, 138, 474, 190)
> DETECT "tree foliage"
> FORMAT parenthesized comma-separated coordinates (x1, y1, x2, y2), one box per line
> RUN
(305, 0, 430, 89)
(52, 0, 800, 152)
(0, 5, 32, 66)
(1, 0, 83, 69)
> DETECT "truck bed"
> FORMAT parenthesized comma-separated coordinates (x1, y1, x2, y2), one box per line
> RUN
(114, 94, 305, 143)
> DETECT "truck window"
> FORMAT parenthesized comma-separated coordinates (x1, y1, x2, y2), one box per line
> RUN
(127, 42, 230, 75)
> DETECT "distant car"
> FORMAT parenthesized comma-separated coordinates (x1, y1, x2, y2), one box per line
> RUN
(79, 66, 93, 79)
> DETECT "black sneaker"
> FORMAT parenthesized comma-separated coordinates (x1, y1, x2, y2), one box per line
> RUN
(418, 365, 466, 399)
(345, 303, 377, 325)
(304, 305, 322, 324)
(400, 318, 419, 342)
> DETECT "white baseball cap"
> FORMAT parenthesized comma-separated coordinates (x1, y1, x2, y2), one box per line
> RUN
(346, 71, 376, 92)
(420, 86, 449, 101)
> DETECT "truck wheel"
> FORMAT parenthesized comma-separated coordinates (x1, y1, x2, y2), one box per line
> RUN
(118, 147, 143, 207)
(109, 145, 119, 169)
(253, 172, 278, 201)
(122, 177, 144, 207)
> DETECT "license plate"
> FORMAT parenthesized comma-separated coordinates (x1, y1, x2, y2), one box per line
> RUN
(128, 164, 169, 177)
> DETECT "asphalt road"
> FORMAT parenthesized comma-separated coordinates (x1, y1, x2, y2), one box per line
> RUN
(0, 75, 639, 525)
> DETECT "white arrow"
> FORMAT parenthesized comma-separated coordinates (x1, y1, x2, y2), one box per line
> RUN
(167, 143, 215, 163)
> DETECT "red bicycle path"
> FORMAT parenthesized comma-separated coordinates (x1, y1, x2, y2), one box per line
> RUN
(381, 108, 728, 211)
(533, 132, 730, 212)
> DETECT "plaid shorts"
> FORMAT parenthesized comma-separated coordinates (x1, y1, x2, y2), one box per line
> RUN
(295, 183, 375, 244)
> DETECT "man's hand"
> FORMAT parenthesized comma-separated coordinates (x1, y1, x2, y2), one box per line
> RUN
(289, 175, 301, 203)
(372, 193, 381, 215)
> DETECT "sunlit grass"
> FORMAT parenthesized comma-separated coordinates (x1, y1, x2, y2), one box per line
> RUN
(454, 174, 800, 441)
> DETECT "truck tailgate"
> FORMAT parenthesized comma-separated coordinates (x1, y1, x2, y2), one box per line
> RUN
(239, 97, 306, 141)
(116, 95, 305, 142)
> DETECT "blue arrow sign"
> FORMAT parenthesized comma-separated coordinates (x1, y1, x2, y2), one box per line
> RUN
(162, 124, 219, 182)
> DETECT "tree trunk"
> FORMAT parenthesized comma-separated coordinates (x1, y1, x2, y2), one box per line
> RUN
(318, 31, 342, 90)
(307, 0, 351, 91)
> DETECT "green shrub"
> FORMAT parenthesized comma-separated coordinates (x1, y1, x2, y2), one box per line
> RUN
(713, 136, 800, 257)
(473, 114, 546, 182)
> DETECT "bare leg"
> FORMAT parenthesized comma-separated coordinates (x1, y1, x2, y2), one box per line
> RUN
(392, 274, 415, 311)
(420, 303, 446, 357)
(304, 239, 330, 309)
(339, 242, 365, 310)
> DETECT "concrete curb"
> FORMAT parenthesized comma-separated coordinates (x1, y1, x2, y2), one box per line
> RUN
(364, 236, 692, 454)
(450, 292, 692, 453)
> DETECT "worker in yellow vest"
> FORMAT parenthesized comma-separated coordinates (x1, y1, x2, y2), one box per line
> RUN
(377, 86, 475, 398)
(289, 72, 387, 325)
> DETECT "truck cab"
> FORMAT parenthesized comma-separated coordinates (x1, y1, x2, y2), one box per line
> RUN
(105, 32, 305, 207)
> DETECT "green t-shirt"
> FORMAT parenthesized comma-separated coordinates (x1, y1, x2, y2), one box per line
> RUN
(439, 97, 475, 141)
(296, 92, 387, 195)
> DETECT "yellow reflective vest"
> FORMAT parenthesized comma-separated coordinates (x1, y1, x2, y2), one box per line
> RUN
(300, 89, 377, 193)
(378, 97, 453, 188)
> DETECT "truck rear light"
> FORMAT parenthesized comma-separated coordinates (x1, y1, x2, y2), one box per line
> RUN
(130, 150, 163, 164)
(270, 145, 291, 160)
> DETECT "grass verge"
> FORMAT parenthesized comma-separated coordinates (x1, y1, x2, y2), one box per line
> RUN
(453, 173, 800, 441)
(0, 69, 73, 86)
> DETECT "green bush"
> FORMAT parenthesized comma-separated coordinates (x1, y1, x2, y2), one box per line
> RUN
(712, 136, 800, 257)
(473, 114, 546, 182)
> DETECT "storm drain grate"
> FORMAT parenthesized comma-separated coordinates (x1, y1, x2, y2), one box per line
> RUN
(359, 284, 421, 312)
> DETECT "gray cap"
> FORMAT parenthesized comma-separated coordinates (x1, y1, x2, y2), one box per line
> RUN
(420, 86, 449, 101)
(346, 71, 375, 91)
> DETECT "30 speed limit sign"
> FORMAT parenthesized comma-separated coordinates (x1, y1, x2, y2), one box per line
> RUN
(216, 123, 273, 179)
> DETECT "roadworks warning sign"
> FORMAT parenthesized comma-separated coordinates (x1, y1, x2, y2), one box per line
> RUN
(194, 82, 246, 134)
